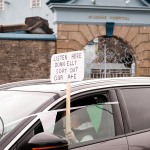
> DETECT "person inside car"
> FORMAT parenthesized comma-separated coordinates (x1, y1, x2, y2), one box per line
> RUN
(62, 108, 96, 145)
(63, 94, 108, 144)
(54, 94, 108, 145)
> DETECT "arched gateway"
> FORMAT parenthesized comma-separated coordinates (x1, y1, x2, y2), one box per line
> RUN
(84, 36, 135, 79)
(47, 0, 150, 77)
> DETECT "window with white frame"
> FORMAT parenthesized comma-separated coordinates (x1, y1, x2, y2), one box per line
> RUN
(31, 0, 41, 8)
(0, 0, 4, 11)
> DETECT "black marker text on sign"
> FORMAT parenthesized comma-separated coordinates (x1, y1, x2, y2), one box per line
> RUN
(51, 51, 84, 83)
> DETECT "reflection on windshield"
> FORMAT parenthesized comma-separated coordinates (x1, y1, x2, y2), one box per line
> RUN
(0, 116, 4, 139)
(0, 90, 55, 140)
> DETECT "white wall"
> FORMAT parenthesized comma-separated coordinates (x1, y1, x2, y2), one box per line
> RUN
(0, 0, 54, 29)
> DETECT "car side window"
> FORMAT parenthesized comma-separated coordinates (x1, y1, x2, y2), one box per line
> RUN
(53, 103, 116, 144)
(39, 93, 123, 146)
(121, 87, 150, 132)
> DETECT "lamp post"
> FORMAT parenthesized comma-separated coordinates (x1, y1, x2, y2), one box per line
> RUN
(104, 44, 107, 78)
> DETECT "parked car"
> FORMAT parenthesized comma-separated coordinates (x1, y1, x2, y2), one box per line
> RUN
(0, 77, 150, 150)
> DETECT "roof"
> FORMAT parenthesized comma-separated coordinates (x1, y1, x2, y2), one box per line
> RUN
(46, 0, 72, 5)
(0, 24, 28, 33)
(0, 17, 53, 34)
(0, 77, 150, 93)
(26, 21, 53, 34)
(71, 77, 150, 92)
(0, 33, 56, 41)
(46, 0, 150, 7)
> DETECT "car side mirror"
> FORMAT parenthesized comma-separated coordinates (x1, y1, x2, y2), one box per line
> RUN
(28, 132, 68, 150)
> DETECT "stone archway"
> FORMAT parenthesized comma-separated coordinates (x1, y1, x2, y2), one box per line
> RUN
(57, 24, 150, 77)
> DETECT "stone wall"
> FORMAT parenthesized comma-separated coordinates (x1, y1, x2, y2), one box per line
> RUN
(0, 40, 55, 84)
(57, 24, 150, 77)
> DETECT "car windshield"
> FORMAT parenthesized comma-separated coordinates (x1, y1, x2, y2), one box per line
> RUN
(0, 90, 55, 140)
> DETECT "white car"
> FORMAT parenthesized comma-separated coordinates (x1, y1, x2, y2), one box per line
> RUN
(0, 77, 150, 150)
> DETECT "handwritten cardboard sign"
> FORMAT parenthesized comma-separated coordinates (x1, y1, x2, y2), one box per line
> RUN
(51, 51, 84, 83)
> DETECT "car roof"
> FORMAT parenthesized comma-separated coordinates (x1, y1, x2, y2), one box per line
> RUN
(0, 79, 65, 93)
(72, 77, 150, 90)
(0, 77, 150, 93)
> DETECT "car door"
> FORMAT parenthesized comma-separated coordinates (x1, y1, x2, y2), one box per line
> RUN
(4, 89, 128, 150)
(52, 89, 128, 150)
(116, 86, 150, 150)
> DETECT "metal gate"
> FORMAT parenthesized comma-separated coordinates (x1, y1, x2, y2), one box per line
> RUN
(84, 37, 135, 79)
